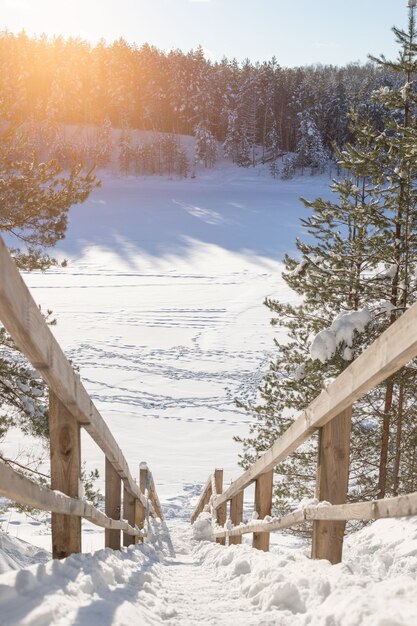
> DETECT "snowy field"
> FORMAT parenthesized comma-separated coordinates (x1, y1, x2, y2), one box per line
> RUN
(3, 164, 332, 518)
(2, 163, 416, 624)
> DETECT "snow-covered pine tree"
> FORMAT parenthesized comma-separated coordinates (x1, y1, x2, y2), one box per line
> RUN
(194, 123, 217, 168)
(357, 1, 417, 498)
(295, 112, 327, 175)
(118, 127, 133, 174)
(223, 109, 240, 163)
(177, 148, 189, 178)
(94, 118, 113, 168)
(0, 123, 98, 473)
(235, 168, 387, 510)
(265, 119, 281, 161)
(237, 2, 417, 509)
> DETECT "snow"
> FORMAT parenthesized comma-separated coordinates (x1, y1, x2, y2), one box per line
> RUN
(0, 516, 417, 624)
(1, 162, 416, 622)
(0, 531, 49, 575)
(310, 308, 372, 364)
(3, 166, 330, 509)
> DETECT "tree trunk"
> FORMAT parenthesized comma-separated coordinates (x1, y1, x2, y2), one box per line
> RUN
(392, 382, 404, 496)
(377, 380, 394, 499)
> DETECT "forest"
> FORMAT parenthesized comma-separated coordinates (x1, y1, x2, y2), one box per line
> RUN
(0, 31, 402, 172)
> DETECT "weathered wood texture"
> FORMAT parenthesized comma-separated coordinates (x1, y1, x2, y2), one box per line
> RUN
(213, 492, 417, 540)
(0, 459, 143, 536)
(0, 236, 154, 516)
(123, 487, 136, 547)
(215, 299, 417, 508)
(105, 457, 121, 549)
(229, 491, 244, 545)
(214, 510, 306, 539)
(305, 491, 417, 521)
(135, 465, 148, 543)
(214, 469, 226, 545)
(252, 470, 274, 551)
(190, 475, 213, 523)
(312, 407, 352, 564)
(49, 391, 82, 559)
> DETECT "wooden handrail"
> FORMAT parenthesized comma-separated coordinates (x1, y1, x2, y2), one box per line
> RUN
(212, 491, 417, 540)
(214, 299, 417, 509)
(0, 460, 144, 537)
(190, 474, 212, 523)
(191, 300, 417, 561)
(0, 236, 165, 556)
(0, 236, 155, 517)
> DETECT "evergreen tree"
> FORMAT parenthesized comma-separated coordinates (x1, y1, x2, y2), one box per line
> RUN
(237, 3, 417, 510)
(118, 127, 133, 174)
(194, 123, 217, 168)
(265, 119, 281, 161)
(94, 118, 113, 168)
(295, 112, 327, 174)
(0, 124, 98, 457)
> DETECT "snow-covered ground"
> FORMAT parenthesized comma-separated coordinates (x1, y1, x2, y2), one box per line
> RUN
(3, 164, 332, 517)
(2, 162, 416, 624)
(0, 517, 416, 625)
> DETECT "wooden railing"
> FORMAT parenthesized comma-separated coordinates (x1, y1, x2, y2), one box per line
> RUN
(0, 236, 164, 558)
(191, 298, 417, 563)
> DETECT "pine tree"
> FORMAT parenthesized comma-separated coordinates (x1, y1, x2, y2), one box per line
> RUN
(194, 123, 217, 168)
(265, 119, 281, 161)
(0, 124, 98, 457)
(237, 3, 417, 510)
(94, 118, 113, 168)
(118, 127, 133, 174)
(295, 112, 327, 175)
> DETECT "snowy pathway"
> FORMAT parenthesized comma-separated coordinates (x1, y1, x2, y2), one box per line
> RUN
(156, 550, 270, 626)
(1, 518, 417, 625)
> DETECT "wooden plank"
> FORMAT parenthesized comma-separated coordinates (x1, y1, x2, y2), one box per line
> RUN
(105, 457, 121, 550)
(312, 407, 352, 564)
(229, 491, 244, 545)
(0, 459, 144, 536)
(216, 300, 417, 508)
(252, 470, 274, 551)
(214, 469, 226, 545)
(49, 391, 82, 558)
(190, 475, 213, 523)
(305, 491, 417, 521)
(0, 236, 154, 516)
(123, 487, 136, 547)
(214, 509, 306, 539)
(214, 492, 417, 540)
(135, 465, 148, 543)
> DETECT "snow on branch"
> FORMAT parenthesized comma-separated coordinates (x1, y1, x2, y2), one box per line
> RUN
(310, 308, 372, 364)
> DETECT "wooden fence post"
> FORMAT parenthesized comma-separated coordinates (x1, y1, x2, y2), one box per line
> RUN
(49, 391, 81, 559)
(123, 486, 136, 547)
(105, 457, 121, 549)
(311, 406, 352, 564)
(214, 469, 227, 545)
(134, 464, 147, 543)
(229, 491, 244, 545)
(253, 470, 273, 551)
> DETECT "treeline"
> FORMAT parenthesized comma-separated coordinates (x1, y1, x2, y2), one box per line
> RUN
(0, 31, 402, 168)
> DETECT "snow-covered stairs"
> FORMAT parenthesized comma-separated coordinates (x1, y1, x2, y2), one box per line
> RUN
(159, 551, 263, 625)
(1, 517, 417, 625)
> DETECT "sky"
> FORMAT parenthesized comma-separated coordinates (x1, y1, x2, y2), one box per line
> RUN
(0, 0, 410, 67)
